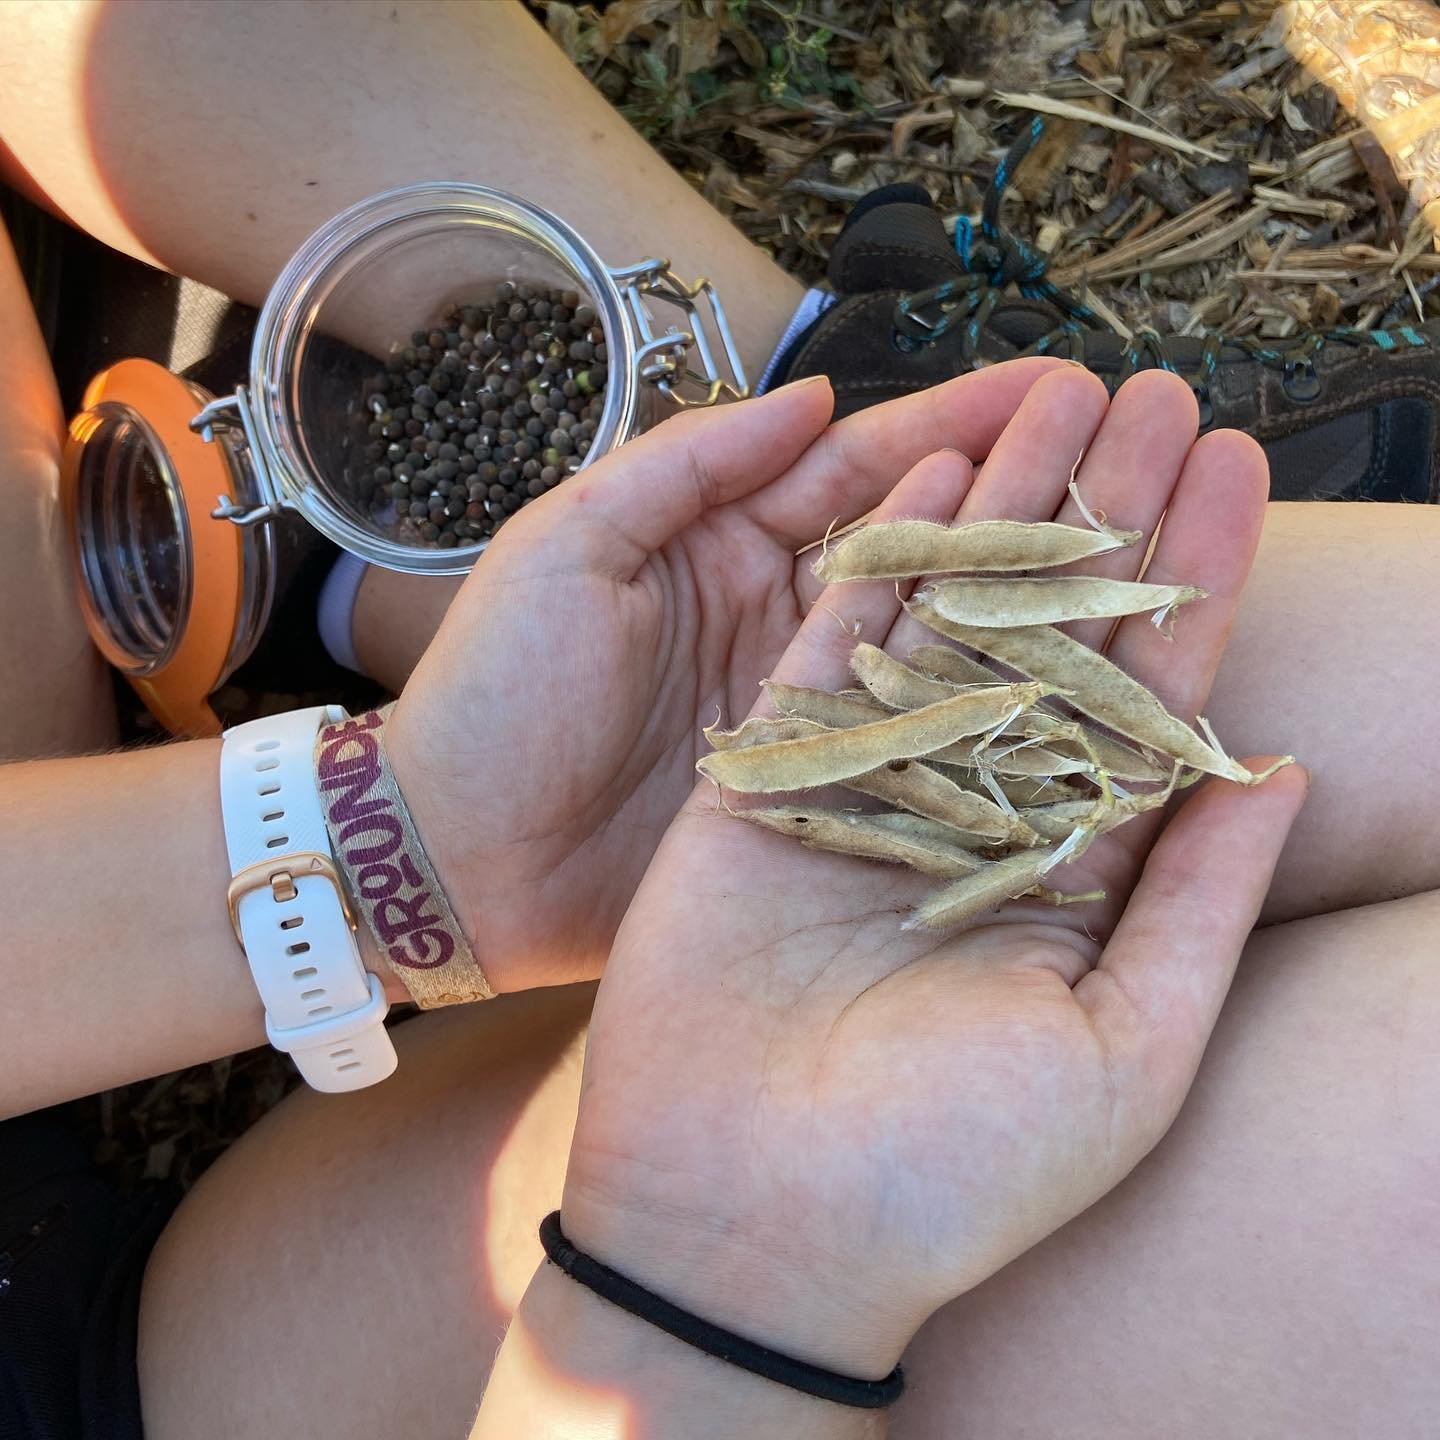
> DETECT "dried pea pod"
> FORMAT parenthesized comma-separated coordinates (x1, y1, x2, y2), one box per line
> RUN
(916, 576, 1207, 629)
(763, 682, 890, 729)
(906, 604, 1287, 785)
(903, 837, 1091, 932)
(697, 683, 1052, 794)
(909, 644, 1006, 688)
(850, 643, 963, 711)
(845, 760, 1040, 845)
(703, 715, 828, 751)
(813, 514, 1141, 583)
(735, 805, 984, 878)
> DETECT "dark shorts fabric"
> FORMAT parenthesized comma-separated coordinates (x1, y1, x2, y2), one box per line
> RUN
(0, 1110, 174, 1440)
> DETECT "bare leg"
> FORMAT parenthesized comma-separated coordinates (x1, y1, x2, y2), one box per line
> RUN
(0, 0, 801, 383)
(0, 223, 114, 759)
(138, 892, 1440, 1439)
(1208, 501, 1440, 923)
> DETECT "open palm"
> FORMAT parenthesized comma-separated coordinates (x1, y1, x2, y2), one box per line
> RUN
(389, 359, 1063, 990)
(560, 369, 1308, 1377)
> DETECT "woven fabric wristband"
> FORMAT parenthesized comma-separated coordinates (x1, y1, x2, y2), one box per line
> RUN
(539, 1212, 905, 1410)
(314, 706, 495, 1008)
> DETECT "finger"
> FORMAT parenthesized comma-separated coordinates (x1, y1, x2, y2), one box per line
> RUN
(747, 356, 1069, 550)
(1105, 428, 1269, 724)
(545, 374, 836, 578)
(1049, 370, 1200, 650)
(1075, 760, 1308, 1142)
(760, 449, 976, 705)
(954, 365, 1110, 520)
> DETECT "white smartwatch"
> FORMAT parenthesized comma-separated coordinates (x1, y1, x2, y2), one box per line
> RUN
(219, 706, 397, 1092)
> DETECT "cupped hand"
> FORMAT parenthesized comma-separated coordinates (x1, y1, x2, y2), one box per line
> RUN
(559, 367, 1309, 1379)
(386, 359, 1065, 989)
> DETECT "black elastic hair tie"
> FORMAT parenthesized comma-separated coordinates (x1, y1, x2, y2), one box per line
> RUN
(538, 1211, 904, 1409)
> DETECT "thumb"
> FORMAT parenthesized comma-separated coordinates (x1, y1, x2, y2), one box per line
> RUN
(1077, 758, 1309, 1118)
(543, 375, 834, 579)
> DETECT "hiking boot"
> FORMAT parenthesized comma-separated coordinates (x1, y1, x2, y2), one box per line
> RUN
(771, 126, 1440, 504)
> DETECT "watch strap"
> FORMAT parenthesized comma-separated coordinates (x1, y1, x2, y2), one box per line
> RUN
(220, 706, 397, 1091)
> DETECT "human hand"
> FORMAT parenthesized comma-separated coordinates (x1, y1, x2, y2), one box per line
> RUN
(385, 358, 1066, 990)
(558, 368, 1309, 1380)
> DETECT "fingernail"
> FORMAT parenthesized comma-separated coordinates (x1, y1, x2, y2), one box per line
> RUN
(775, 373, 831, 392)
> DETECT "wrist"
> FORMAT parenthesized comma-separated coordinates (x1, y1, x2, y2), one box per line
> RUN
(475, 1260, 884, 1440)
(559, 1174, 921, 1384)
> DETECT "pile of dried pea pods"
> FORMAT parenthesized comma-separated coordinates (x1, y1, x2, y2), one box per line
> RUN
(697, 489, 1293, 933)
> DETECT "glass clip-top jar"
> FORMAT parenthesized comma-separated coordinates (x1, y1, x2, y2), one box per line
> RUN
(63, 183, 749, 735)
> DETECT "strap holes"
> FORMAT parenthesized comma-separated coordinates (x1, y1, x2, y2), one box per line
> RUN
(258, 783, 280, 797)
(279, 916, 303, 930)
(300, 987, 326, 1001)
(308, 1004, 334, 1018)
(336, 1061, 363, 1073)
(262, 809, 285, 823)
(330, 1047, 356, 1061)
(255, 758, 280, 772)
(265, 835, 289, 849)
(254, 739, 282, 752)
(292, 966, 318, 979)
(286, 941, 312, 957)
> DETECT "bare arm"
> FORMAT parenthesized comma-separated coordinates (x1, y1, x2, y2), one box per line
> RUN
(0, 741, 402, 1116)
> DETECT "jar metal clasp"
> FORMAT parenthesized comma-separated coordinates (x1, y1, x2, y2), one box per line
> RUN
(191, 387, 292, 529)
(609, 258, 750, 408)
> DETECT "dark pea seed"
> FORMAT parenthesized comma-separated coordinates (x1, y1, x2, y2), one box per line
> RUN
(499, 467, 519, 486)
(515, 439, 534, 460)
(502, 492, 521, 513)
(421, 522, 440, 541)
(438, 442, 460, 461)
(409, 500, 428, 519)
(373, 465, 392, 484)
(424, 441, 442, 458)
(389, 481, 411, 499)
(424, 423, 446, 442)
(434, 399, 454, 418)
(405, 419, 424, 437)
(466, 502, 486, 520)
(438, 461, 461, 481)
(427, 330, 445, 349)
(494, 322, 514, 342)
(526, 416, 546, 437)
(496, 280, 516, 303)
(575, 303, 596, 326)
(445, 498, 465, 518)
(437, 530, 459, 548)
(569, 340, 594, 362)
(488, 483, 507, 502)
(526, 476, 546, 497)
(459, 454, 478, 473)
(541, 465, 561, 487)
(478, 463, 499, 482)
(416, 346, 435, 364)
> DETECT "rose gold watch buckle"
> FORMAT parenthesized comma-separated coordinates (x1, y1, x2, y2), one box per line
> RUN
(227, 851, 355, 945)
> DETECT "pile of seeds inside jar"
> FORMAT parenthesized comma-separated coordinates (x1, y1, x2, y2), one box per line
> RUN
(353, 280, 608, 548)
(699, 485, 1296, 932)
